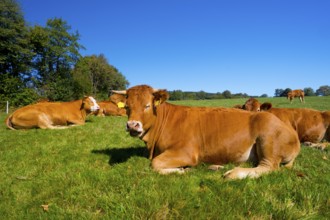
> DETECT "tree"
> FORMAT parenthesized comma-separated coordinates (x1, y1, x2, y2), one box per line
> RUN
(304, 87, 315, 96)
(0, 0, 33, 78)
(72, 54, 129, 100)
(274, 89, 284, 97)
(0, 0, 38, 105)
(196, 90, 206, 100)
(169, 90, 184, 100)
(29, 18, 84, 100)
(223, 90, 232, 99)
(316, 85, 330, 96)
(279, 88, 292, 97)
(0, 73, 38, 106)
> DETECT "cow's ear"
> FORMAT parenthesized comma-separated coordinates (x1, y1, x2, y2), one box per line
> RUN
(260, 102, 272, 111)
(153, 90, 169, 106)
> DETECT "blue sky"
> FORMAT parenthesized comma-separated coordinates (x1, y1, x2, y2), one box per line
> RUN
(20, 0, 329, 96)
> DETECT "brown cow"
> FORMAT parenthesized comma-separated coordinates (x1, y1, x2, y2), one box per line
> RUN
(233, 98, 264, 112)
(5, 96, 99, 130)
(287, 89, 305, 103)
(113, 85, 300, 179)
(238, 98, 330, 149)
(94, 94, 126, 117)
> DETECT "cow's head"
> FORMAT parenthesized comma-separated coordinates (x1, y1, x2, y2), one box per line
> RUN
(81, 96, 100, 113)
(235, 98, 272, 112)
(242, 98, 262, 112)
(113, 85, 169, 138)
(109, 93, 127, 109)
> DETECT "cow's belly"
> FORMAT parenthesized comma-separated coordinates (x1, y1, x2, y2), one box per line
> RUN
(201, 144, 256, 165)
(235, 144, 256, 163)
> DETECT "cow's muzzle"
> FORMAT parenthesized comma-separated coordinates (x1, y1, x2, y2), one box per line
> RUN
(126, 120, 143, 137)
(90, 105, 100, 112)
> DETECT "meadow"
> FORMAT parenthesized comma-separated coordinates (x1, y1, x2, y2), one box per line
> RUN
(0, 96, 329, 219)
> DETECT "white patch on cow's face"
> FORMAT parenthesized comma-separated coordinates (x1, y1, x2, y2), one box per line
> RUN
(89, 97, 100, 112)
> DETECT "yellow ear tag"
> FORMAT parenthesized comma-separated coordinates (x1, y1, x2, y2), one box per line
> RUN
(154, 100, 160, 106)
(117, 102, 125, 108)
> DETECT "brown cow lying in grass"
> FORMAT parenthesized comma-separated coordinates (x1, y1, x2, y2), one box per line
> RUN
(113, 85, 300, 179)
(237, 98, 330, 150)
(5, 96, 99, 130)
(94, 94, 127, 117)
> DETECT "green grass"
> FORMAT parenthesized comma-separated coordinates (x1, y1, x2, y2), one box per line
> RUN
(0, 97, 329, 219)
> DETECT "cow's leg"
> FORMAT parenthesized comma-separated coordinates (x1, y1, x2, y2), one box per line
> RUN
(151, 149, 198, 174)
(224, 132, 299, 179)
(223, 165, 273, 179)
(37, 114, 70, 129)
(303, 141, 328, 150)
(208, 165, 225, 171)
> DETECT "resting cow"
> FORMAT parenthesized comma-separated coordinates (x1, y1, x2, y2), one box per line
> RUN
(287, 89, 305, 103)
(95, 94, 127, 117)
(95, 101, 126, 117)
(5, 96, 99, 130)
(113, 85, 300, 179)
(238, 98, 330, 149)
(233, 98, 262, 112)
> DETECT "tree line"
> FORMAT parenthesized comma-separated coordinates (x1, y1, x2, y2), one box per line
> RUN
(0, 0, 128, 107)
(168, 86, 330, 101)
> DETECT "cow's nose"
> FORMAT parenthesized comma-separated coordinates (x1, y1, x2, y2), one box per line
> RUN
(126, 120, 142, 131)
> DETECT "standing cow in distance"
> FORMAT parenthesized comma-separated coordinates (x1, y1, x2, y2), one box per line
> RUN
(113, 85, 300, 180)
(287, 89, 305, 103)
(5, 96, 99, 130)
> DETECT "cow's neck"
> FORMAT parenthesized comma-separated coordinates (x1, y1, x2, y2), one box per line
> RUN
(143, 102, 171, 159)
(75, 99, 87, 121)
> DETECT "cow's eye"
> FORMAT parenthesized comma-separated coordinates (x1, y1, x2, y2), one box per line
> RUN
(145, 104, 151, 109)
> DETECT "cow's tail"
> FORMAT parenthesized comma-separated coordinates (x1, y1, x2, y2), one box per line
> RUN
(5, 114, 16, 130)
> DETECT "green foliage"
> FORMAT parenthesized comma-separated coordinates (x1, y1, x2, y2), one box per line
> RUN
(304, 87, 316, 96)
(222, 89, 232, 98)
(316, 85, 330, 96)
(0, 73, 39, 106)
(72, 54, 129, 100)
(29, 18, 83, 100)
(0, 97, 329, 218)
(169, 90, 249, 101)
(0, 0, 33, 77)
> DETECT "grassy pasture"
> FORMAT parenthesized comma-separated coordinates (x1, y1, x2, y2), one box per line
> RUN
(0, 96, 329, 219)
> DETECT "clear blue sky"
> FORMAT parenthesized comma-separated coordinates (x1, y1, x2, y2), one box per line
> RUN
(19, 0, 329, 96)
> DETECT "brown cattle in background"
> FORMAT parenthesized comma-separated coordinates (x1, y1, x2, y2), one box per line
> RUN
(94, 93, 126, 117)
(233, 98, 264, 112)
(113, 85, 300, 179)
(237, 98, 330, 149)
(287, 89, 305, 103)
(5, 96, 99, 130)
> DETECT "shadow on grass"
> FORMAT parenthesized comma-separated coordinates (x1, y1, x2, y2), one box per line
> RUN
(91, 146, 149, 165)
